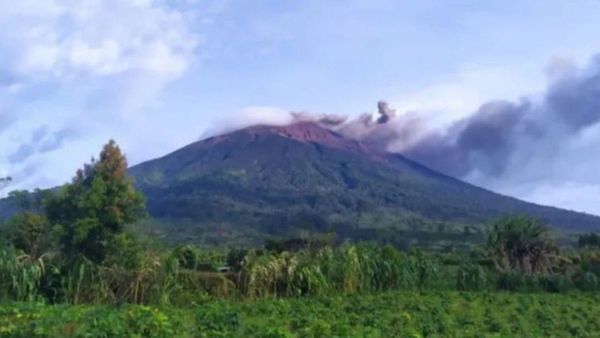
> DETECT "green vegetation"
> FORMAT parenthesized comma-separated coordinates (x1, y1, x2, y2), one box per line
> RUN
(1, 140, 600, 336)
(579, 232, 600, 248)
(2, 292, 600, 337)
(45, 140, 145, 264)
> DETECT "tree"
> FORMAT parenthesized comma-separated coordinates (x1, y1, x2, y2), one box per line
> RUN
(578, 232, 600, 249)
(4, 212, 52, 259)
(7, 189, 51, 212)
(46, 140, 146, 264)
(487, 215, 557, 274)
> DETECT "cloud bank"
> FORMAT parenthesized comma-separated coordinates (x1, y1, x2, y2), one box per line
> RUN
(0, 0, 198, 192)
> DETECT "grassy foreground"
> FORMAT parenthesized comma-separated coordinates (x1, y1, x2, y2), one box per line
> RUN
(1, 291, 599, 337)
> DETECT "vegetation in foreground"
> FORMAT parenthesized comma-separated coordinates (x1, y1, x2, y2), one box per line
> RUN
(2, 291, 600, 337)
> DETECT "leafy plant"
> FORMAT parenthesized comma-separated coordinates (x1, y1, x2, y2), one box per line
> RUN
(0, 247, 45, 302)
(456, 262, 489, 291)
(487, 215, 557, 274)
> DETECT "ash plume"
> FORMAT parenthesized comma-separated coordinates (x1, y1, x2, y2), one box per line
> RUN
(376, 101, 396, 124)
(401, 55, 600, 180)
(286, 55, 600, 194)
(335, 100, 409, 142)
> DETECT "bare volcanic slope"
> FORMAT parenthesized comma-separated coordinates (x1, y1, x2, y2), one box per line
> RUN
(128, 121, 600, 244)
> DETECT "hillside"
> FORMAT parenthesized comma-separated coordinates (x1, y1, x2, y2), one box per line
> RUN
(126, 121, 600, 246)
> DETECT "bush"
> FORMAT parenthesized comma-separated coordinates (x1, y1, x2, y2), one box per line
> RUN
(172, 245, 200, 270)
(574, 271, 599, 291)
(456, 263, 489, 291)
(226, 248, 248, 272)
(196, 304, 240, 335)
(496, 272, 539, 292)
(171, 245, 219, 272)
(538, 274, 574, 293)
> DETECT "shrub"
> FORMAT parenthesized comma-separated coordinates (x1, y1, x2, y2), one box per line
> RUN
(496, 272, 539, 292)
(172, 245, 200, 270)
(574, 271, 599, 291)
(538, 274, 574, 293)
(456, 263, 489, 291)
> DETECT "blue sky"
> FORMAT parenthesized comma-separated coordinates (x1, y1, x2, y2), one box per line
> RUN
(2, 0, 600, 214)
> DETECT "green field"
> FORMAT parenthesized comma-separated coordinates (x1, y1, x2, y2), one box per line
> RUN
(2, 291, 599, 337)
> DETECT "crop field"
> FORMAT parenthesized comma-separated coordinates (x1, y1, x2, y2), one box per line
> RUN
(2, 291, 599, 337)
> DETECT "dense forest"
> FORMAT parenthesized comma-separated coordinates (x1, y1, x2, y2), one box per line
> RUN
(1, 141, 600, 337)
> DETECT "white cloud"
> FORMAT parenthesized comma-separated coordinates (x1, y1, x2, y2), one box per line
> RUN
(200, 106, 293, 138)
(0, 0, 198, 194)
(1, 0, 197, 83)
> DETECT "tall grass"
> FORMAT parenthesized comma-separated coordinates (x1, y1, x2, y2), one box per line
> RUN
(240, 244, 446, 298)
(43, 251, 235, 305)
(1, 243, 599, 305)
(0, 247, 45, 302)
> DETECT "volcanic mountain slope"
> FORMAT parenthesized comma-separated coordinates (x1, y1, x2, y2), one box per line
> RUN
(127, 121, 600, 244)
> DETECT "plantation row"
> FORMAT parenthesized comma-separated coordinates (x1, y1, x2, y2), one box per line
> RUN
(2, 291, 600, 337)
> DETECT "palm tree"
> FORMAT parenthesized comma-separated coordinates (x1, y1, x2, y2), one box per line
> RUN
(487, 215, 557, 274)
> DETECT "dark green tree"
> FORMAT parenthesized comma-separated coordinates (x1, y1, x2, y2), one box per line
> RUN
(46, 140, 146, 264)
(4, 212, 52, 259)
(8, 190, 32, 210)
(487, 215, 557, 274)
(578, 232, 600, 248)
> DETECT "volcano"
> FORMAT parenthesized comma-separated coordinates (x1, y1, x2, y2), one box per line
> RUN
(127, 121, 600, 245)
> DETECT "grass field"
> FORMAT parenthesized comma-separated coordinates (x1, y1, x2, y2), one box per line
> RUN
(2, 291, 599, 337)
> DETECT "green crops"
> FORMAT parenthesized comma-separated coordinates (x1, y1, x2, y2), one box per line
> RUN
(1, 291, 599, 337)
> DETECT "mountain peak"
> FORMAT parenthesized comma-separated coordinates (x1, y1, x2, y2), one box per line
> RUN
(244, 121, 337, 140)
(235, 121, 373, 155)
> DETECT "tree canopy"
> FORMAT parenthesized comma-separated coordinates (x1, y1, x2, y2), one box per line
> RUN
(487, 215, 557, 274)
(46, 140, 146, 264)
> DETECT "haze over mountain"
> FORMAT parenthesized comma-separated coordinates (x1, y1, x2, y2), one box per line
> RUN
(127, 120, 600, 245)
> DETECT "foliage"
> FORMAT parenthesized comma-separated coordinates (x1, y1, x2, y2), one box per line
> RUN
(2, 292, 600, 337)
(579, 232, 600, 248)
(456, 262, 489, 291)
(573, 271, 600, 291)
(1, 238, 600, 306)
(3, 212, 52, 259)
(239, 244, 447, 298)
(0, 247, 45, 302)
(487, 215, 558, 274)
(171, 245, 201, 270)
(170, 245, 220, 272)
(226, 248, 248, 272)
(7, 189, 51, 213)
(45, 140, 146, 264)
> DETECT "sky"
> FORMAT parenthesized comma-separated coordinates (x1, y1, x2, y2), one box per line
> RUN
(1, 0, 600, 214)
